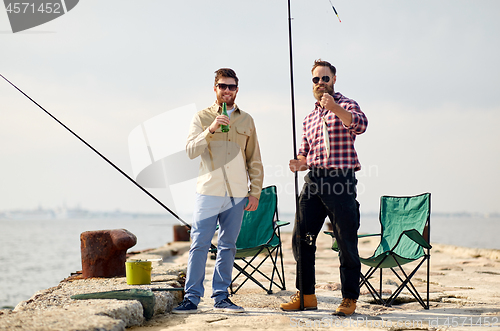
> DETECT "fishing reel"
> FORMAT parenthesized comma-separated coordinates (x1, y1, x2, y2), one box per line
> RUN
(304, 232, 316, 246)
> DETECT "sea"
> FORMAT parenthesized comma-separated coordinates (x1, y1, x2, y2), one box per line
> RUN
(1, 213, 499, 309)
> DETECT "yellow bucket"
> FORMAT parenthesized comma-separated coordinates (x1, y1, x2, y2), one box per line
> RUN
(125, 260, 152, 285)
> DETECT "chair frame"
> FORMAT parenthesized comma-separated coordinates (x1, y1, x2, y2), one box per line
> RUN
(211, 185, 288, 295)
(360, 193, 432, 309)
(230, 220, 288, 294)
(324, 193, 432, 309)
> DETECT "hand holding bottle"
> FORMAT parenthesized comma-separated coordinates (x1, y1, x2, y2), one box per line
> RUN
(208, 103, 230, 134)
(220, 102, 230, 132)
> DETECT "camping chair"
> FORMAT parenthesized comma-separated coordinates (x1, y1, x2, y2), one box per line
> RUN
(325, 193, 432, 309)
(211, 185, 289, 294)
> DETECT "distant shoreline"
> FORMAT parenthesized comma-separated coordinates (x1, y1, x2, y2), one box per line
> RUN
(1, 207, 499, 221)
(0, 208, 177, 221)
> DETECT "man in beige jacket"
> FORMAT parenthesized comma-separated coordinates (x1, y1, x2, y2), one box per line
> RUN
(173, 68, 263, 314)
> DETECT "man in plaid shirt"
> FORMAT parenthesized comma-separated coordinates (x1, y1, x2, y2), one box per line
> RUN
(281, 59, 368, 315)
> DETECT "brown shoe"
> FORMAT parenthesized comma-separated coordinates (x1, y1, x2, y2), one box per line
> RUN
(335, 298, 356, 316)
(280, 291, 317, 311)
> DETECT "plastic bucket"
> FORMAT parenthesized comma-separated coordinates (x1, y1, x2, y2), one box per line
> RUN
(125, 260, 152, 285)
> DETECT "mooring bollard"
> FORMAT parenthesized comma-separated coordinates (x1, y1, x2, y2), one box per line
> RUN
(80, 229, 137, 278)
(173, 225, 190, 242)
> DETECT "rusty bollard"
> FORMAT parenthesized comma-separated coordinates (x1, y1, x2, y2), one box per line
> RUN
(173, 225, 190, 242)
(80, 229, 137, 278)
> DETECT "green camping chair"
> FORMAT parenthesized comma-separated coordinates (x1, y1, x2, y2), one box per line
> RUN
(325, 193, 432, 309)
(211, 185, 289, 294)
(232, 185, 289, 294)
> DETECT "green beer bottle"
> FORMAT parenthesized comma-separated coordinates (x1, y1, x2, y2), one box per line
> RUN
(221, 102, 230, 132)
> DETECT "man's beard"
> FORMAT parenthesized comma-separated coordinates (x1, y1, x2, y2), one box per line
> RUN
(313, 84, 334, 101)
(218, 94, 236, 107)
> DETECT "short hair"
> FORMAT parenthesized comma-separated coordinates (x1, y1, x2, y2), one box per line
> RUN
(311, 59, 336, 76)
(214, 68, 239, 86)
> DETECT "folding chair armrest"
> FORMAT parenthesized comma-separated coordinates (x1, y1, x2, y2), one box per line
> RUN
(391, 229, 432, 252)
(403, 229, 432, 249)
(358, 233, 381, 238)
(324, 232, 380, 252)
(323, 232, 380, 238)
(275, 220, 290, 228)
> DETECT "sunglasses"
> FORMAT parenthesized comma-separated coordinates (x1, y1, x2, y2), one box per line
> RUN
(312, 76, 331, 84)
(216, 83, 238, 91)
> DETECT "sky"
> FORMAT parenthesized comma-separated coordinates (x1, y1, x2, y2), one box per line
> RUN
(1, 0, 499, 217)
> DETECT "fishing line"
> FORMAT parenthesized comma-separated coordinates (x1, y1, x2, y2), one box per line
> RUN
(0, 73, 191, 230)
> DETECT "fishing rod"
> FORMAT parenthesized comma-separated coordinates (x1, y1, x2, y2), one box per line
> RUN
(0, 73, 191, 230)
(287, 0, 305, 311)
(286, 0, 342, 310)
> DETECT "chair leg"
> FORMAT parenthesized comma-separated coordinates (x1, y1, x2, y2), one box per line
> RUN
(426, 249, 430, 309)
(231, 245, 286, 295)
(386, 256, 429, 309)
(231, 250, 267, 294)
(359, 267, 385, 305)
(379, 268, 383, 301)
(360, 255, 430, 307)
(262, 246, 287, 292)
(232, 260, 267, 294)
(277, 230, 286, 291)
(272, 237, 287, 291)
(265, 245, 285, 294)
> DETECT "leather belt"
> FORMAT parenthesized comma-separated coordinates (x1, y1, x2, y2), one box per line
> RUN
(309, 167, 354, 177)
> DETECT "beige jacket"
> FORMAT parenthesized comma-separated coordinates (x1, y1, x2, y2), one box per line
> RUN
(186, 103, 263, 199)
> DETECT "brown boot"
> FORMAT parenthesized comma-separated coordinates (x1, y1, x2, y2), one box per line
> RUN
(280, 291, 317, 311)
(335, 298, 356, 316)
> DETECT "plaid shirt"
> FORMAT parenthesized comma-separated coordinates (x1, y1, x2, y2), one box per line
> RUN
(298, 92, 367, 171)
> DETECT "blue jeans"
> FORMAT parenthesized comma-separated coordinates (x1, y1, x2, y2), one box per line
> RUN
(184, 194, 247, 305)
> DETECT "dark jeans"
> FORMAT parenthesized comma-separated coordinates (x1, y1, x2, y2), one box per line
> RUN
(292, 169, 361, 299)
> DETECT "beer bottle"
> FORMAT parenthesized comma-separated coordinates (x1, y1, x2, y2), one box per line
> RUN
(221, 102, 230, 132)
